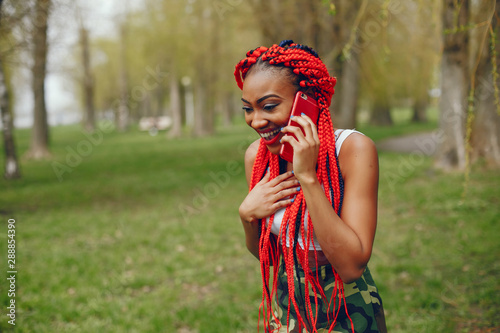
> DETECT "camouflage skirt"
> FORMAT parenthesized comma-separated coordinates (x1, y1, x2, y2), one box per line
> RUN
(270, 260, 386, 333)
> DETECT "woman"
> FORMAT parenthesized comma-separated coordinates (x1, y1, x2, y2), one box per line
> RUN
(235, 40, 386, 333)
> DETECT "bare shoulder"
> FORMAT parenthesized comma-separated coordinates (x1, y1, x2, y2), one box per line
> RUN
(244, 139, 260, 168)
(244, 139, 261, 186)
(338, 132, 378, 180)
(340, 132, 377, 156)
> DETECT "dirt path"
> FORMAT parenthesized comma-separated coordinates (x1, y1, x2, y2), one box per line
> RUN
(376, 131, 437, 156)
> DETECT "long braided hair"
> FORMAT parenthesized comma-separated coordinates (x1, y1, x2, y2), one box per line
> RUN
(235, 40, 352, 333)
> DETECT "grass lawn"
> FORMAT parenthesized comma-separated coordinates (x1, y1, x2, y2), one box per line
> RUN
(0, 114, 499, 332)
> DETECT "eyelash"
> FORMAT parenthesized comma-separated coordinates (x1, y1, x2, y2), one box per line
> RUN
(263, 104, 278, 111)
(242, 104, 278, 113)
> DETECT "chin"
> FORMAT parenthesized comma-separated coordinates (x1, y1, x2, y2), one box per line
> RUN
(266, 143, 282, 156)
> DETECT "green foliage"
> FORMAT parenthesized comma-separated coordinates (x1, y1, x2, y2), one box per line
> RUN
(82, 0, 259, 122)
(357, 0, 441, 111)
(0, 124, 498, 332)
(443, 23, 478, 35)
(321, 0, 336, 16)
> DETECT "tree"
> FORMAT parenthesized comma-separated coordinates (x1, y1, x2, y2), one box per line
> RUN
(117, 22, 129, 132)
(0, 60, 21, 179)
(247, 0, 363, 128)
(365, 50, 393, 126)
(79, 0, 260, 137)
(0, 0, 21, 179)
(168, 72, 182, 138)
(190, 1, 219, 137)
(79, 20, 95, 132)
(210, 0, 261, 129)
(359, 0, 400, 127)
(409, 0, 442, 123)
(91, 37, 120, 118)
(26, 0, 52, 159)
(435, 0, 469, 171)
(330, 0, 364, 129)
(470, 0, 500, 166)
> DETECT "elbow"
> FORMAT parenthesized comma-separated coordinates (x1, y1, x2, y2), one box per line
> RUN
(324, 249, 370, 283)
(338, 264, 367, 284)
(246, 243, 260, 260)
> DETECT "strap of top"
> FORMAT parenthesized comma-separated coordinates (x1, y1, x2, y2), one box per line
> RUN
(334, 129, 364, 156)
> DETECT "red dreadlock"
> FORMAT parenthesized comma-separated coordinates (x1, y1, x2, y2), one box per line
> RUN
(235, 40, 353, 333)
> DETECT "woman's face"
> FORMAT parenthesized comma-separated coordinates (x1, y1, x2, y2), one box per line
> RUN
(241, 68, 297, 155)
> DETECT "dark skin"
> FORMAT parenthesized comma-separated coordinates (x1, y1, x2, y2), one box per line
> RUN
(238, 67, 379, 283)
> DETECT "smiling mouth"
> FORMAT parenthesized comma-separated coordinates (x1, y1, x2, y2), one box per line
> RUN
(259, 128, 282, 144)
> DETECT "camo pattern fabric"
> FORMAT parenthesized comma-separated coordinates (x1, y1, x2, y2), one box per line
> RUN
(269, 261, 385, 333)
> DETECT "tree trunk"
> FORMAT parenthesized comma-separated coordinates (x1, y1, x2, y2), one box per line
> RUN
(470, 0, 500, 166)
(249, 0, 280, 45)
(330, 0, 362, 129)
(168, 73, 182, 138)
(370, 99, 393, 126)
(411, 96, 428, 123)
(117, 24, 129, 132)
(155, 84, 165, 117)
(221, 91, 234, 128)
(0, 59, 21, 179)
(192, 79, 204, 136)
(192, 79, 214, 136)
(80, 26, 95, 132)
(27, 0, 51, 159)
(192, 70, 215, 137)
(435, 0, 469, 171)
(142, 92, 151, 117)
(182, 77, 194, 128)
(333, 52, 360, 129)
(191, 10, 215, 137)
(370, 59, 393, 127)
(472, 72, 500, 165)
(0, 0, 21, 179)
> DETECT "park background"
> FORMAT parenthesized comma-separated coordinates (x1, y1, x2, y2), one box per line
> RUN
(0, 0, 499, 332)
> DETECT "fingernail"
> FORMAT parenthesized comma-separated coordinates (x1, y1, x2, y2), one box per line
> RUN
(280, 127, 284, 131)
(291, 170, 294, 174)
(291, 198, 295, 203)
(301, 112, 305, 116)
(296, 187, 301, 191)
(290, 115, 294, 118)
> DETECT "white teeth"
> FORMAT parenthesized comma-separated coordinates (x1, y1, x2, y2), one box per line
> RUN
(260, 129, 280, 139)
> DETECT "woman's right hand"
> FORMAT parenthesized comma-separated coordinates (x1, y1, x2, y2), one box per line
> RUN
(239, 170, 299, 223)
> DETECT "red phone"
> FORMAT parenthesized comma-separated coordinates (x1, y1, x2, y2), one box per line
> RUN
(279, 92, 320, 163)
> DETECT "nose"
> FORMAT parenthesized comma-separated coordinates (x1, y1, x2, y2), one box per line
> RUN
(249, 110, 268, 130)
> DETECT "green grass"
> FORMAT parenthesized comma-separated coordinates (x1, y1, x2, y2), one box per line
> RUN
(0, 117, 499, 332)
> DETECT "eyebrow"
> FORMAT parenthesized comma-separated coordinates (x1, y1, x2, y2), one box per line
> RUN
(241, 94, 282, 105)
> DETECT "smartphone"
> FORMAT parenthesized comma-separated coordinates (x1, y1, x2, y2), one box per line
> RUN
(279, 92, 320, 163)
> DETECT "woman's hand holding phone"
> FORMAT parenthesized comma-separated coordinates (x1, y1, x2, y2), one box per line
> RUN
(280, 115, 320, 184)
(279, 92, 321, 184)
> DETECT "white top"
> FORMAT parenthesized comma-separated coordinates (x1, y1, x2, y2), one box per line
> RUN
(267, 129, 363, 250)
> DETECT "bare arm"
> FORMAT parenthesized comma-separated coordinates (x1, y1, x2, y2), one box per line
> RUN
(301, 134, 378, 283)
(239, 140, 261, 259)
(281, 118, 379, 283)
